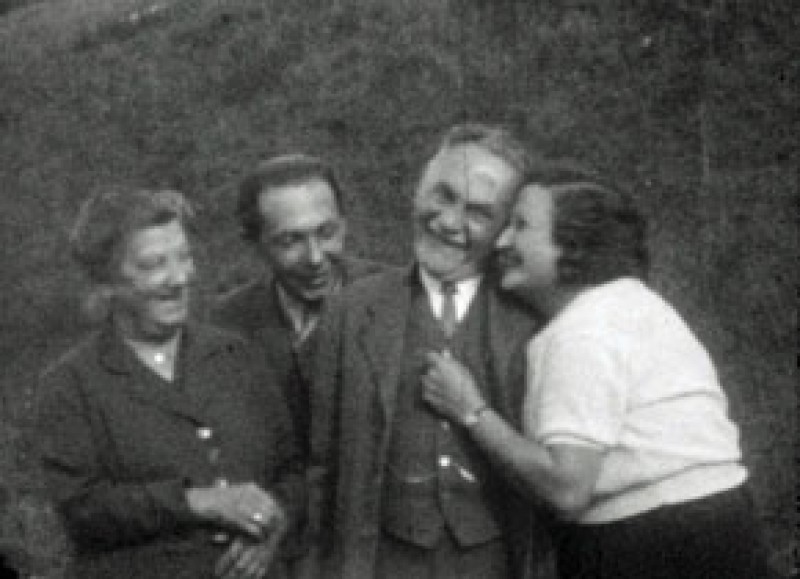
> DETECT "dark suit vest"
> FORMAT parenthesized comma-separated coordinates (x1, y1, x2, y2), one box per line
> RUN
(381, 282, 504, 548)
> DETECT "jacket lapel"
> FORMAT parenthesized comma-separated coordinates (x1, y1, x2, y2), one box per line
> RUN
(97, 323, 229, 425)
(485, 287, 539, 422)
(356, 266, 414, 419)
(178, 326, 233, 422)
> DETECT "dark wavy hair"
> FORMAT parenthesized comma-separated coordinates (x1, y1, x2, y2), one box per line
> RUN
(236, 153, 345, 243)
(70, 185, 195, 284)
(525, 162, 649, 285)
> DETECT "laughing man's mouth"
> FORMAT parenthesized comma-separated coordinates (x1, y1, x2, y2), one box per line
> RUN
(425, 227, 469, 251)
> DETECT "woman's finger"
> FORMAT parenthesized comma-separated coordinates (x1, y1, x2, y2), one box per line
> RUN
(233, 544, 265, 579)
(215, 538, 244, 578)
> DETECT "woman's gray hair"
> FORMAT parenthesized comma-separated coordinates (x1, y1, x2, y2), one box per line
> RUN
(70, 185, 194, 321)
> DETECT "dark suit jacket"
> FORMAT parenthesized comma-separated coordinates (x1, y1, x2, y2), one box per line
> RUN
(212, 255, 393, 455)
(309, 266, 556, 579)
(36, 323, 304, 579)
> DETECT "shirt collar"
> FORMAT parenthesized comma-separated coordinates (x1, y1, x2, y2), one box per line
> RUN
(418, 267, 481, 297)
(275, 282, 335, 345)
(276, 284, 307, 333)
(417, 267, 482, 322)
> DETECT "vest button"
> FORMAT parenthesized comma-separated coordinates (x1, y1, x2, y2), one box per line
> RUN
(439, 455, 451, 468)
(197, 426, 213, 440)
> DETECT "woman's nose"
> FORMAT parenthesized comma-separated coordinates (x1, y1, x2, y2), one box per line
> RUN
(167, 258, 194, 286)
(495, 227, 512, 249)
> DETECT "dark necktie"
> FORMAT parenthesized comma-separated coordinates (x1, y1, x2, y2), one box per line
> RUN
(440, 281, 458, 338)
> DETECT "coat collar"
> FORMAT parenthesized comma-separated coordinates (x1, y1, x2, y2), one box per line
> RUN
(484, 289, 539, 417)
(356, 265, 415, 415)
(263, 255, 356, 333)
(96, 321, 237, 424)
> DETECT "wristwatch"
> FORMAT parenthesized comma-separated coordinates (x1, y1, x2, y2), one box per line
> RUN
(463, 404, 490, 428)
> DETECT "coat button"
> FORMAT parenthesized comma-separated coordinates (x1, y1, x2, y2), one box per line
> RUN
(208, 447, 221, 464)
(439, 455, 451, 468)
(197, 427, 213, 440)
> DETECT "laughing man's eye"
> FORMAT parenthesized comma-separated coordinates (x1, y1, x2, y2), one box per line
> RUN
(136, 255, 165, 271)
(466, 203, 494, 223)
(177, 249, 193, 265)
(317, 221, 341, 240)
(273, 233, 303, 248)
(435, 185, 457, 205)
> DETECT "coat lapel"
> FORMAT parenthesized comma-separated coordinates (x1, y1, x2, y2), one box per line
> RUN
(97, 323, 230, 425)
(355, 266, 414, 418)
(178, 326, 233, 422)
(485, 286, 539, 421)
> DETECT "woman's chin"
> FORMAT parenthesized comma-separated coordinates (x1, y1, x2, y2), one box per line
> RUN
(499, 270, 524, 292)
(136, 316, 187, 342)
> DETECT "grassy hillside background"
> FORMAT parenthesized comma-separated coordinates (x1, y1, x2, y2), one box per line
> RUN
(0, 0, 796, 575)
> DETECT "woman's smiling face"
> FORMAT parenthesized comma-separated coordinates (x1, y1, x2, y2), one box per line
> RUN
(495, 184, 561, 296)
(113, 219, 195, 341)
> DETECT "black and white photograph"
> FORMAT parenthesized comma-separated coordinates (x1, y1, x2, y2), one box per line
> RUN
(0, 1, 795, 578)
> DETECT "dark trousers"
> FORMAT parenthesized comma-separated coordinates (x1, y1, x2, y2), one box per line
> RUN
(0, 556, 18, 579)
(555, 485, 775, 579)
(376, 531, 510, 579)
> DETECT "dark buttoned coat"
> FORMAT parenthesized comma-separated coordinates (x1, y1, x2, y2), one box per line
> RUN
(309, 266, 556, 579)
(212, 256, 394, 455)
(36, 323, 305, 579)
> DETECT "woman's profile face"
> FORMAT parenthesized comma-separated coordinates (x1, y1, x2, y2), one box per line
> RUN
(495, 185, 560, 295)
(113, 219, 195, 341)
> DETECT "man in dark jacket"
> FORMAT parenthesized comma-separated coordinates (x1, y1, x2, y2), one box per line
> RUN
(213, 154, 391, 457)
(310, 124, 555, 579)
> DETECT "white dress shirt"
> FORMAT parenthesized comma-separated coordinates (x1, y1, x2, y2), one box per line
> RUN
(418, 268, 482, 324)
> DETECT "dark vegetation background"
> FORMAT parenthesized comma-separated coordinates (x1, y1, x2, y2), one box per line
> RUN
(0, 0, 796, 576)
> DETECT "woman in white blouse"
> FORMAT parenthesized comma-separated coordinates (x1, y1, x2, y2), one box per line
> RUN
(421, 169, 774, 579)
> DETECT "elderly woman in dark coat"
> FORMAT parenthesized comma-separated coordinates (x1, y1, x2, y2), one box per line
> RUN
(36, 186, 304, 579)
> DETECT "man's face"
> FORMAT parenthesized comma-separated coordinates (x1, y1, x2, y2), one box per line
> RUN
(495, 184, 561, 296)
(413, 143, 521, 282)
(257, 178, 346, 303)
(114, 219, 195, 341)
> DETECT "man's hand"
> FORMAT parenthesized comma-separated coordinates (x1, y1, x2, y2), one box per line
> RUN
(186, 482, 286, 540)
(214, 533, 285, 579)
(421, 350, 487, 426)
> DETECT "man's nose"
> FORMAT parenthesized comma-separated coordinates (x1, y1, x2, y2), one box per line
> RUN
(306, 237, 324, 266)
(436, 203, 465, 233)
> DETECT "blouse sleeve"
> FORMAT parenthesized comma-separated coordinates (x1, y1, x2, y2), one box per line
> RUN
(528, 333, 629, 449)
(36, 364, 197, 552)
